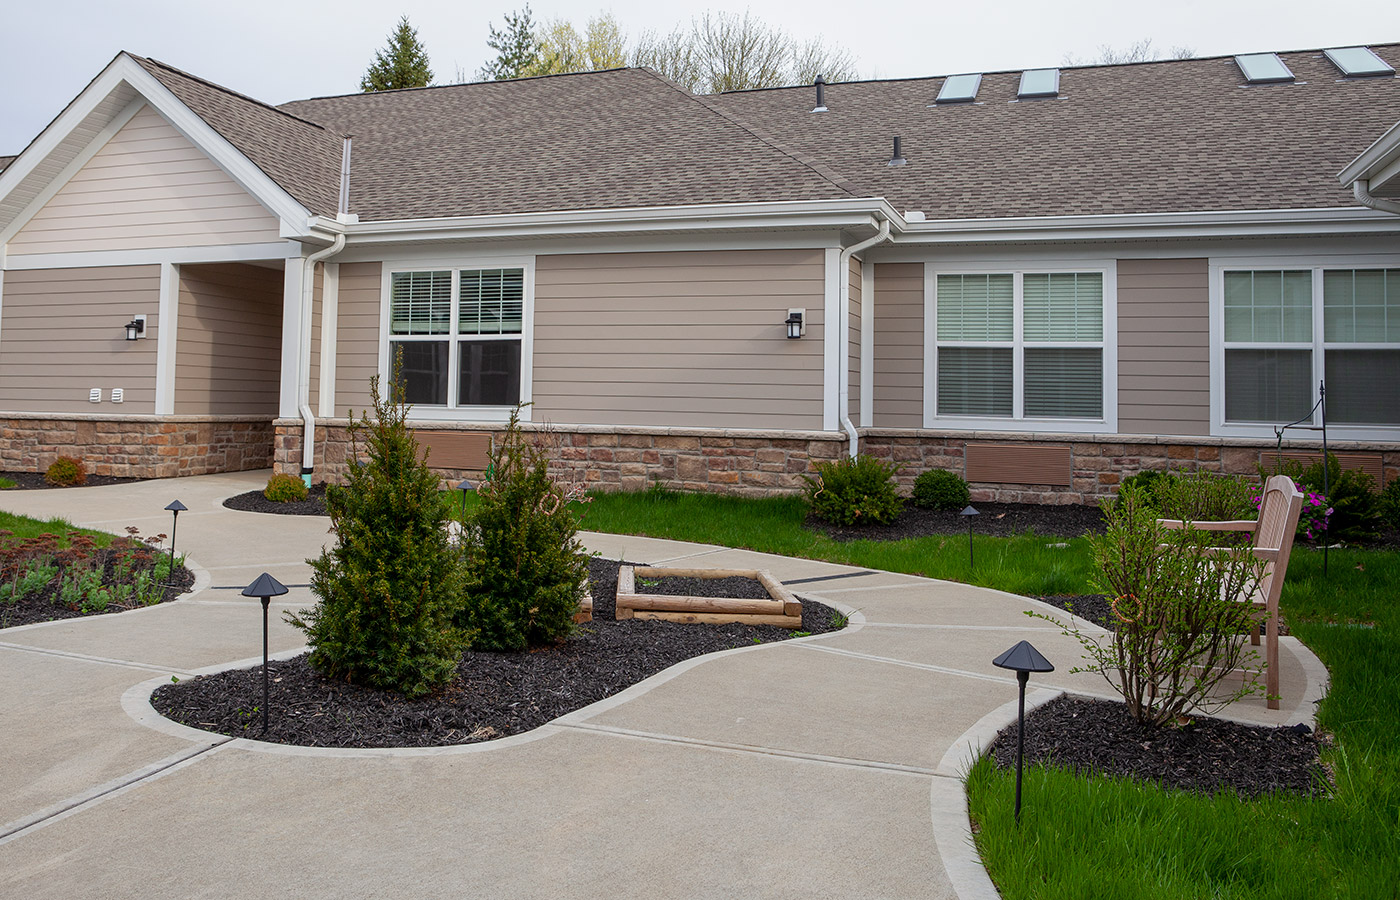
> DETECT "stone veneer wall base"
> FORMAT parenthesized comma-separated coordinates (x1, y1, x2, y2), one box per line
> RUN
(0, 416, 274, 478)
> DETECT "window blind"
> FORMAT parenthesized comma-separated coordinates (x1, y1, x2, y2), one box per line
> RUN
(390, 271, 452, 335)
(1224, 349, 1312, 422)
(1224, 270, 1312, 342)
(1323, 269, 1398, 343)
(1023, 273, 1102, 342)
(936, 274, 1013, 341)
(1025, 348, 1103, 418)
(459, 268, 524, 335)
(938, 347, 1013, 416)
(1325, 349, 1400, 424)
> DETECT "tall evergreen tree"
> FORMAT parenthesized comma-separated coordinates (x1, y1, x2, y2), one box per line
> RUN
(361, 16, 434, 92)
(477, 6, 541, 80)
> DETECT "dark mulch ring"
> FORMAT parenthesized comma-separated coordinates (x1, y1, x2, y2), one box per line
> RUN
(223, 483, 328, 516)
(0, 470, 150, 490)
(989, 695, 1326, 798)
(641, 574, 772, 600)
(0, 557, 195, 629)
(151, 558, 843, 748)
(809, 501, 1108, 542)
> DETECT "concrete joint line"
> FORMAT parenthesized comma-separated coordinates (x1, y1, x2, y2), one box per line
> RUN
(795, 642, 1058, 691)
(0, 641, 197, 677)
(649, 547, 727, 565)
(859, 622, 1089, 633)
(558, 721, 937, 777)
(0, 739, 231, 846)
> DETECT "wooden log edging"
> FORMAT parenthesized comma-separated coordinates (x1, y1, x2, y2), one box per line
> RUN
(615, 565, 804, 628)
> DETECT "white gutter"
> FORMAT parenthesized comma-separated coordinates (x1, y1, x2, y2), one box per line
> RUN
(298, 233, 345, 484)
(839, 217, 890, 458)
(1353, 180, 1400, 216)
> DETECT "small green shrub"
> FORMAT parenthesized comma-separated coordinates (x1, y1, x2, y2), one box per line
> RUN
(911, 469, 970, 510)
(1263, 453, 1380, 541)
(287, 370, 468, 699)
(1155, 470, 1258, 523)
(0, 477, 16, 490)
(1380, 478, 1400, 532)
(44, 456, 86, 487)
(459, 409, 590, 652)
(1115, 469, 1170, 510)
(802, 454, 903, 526)
(263, 473, 310, 503)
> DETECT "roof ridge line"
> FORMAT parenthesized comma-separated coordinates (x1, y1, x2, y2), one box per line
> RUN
(635, 68, 863, 201)
(287, 66, 637, 105)
(138, 56, 331, 132)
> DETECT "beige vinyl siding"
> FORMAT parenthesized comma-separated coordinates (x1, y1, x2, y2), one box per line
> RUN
(334, 262, 383, 416)
(0, 266, 160, 413)
(848, 255, 861, 427)
(8, 105, 281, 257)
(173, 263, 282, 415)
(872, 263, 924, 428)
(532, 250, 825, 429)
(1117, 258, 1210, 435)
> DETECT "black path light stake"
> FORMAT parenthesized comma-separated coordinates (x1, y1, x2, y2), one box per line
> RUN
(241, 572, 289, 735)
(992, 640, 1055, 824)
(456, 479, 475, 522)
(960, 505, 980, 568)
(163, 500, 187, 586)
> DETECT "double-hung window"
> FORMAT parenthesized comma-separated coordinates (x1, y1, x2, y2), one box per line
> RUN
(929, 269, 1110, 427)
(1218, 266, 1400, 432)
(387, 265, 527, 414)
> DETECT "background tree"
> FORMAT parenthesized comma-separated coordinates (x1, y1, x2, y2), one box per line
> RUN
(634, 12, 857, 93)
(527, 13, 628, 76)
(1063, 38, 1195, 66)
(477, 6, 541, 80)
(361, 16, 434, 91)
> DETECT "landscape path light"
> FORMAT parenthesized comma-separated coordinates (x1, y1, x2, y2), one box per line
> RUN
(456, 479, 475, 522)
(960, 505, 980, 568)
(992, 640, 1055, 824)
(163, 500, 187, 587)
(242, 572, 289, 735)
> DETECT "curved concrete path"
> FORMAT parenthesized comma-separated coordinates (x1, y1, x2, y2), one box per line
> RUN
(0, 471, 1326, 899)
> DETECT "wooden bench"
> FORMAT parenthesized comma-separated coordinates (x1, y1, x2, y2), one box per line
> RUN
(1158, 474, 1303, 710)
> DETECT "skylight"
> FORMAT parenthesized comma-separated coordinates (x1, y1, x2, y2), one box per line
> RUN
(1236, 53, 1295, 84)
(1324, 46, 1395, 77)
(936, 73, 982, 104)
(1017, 68, 1059, 99)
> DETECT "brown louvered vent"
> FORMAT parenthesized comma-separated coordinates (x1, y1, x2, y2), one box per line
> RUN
(412, 431, 491, 470)
(1266, 451, 1385, 485)
(966, 443, 1072, 486)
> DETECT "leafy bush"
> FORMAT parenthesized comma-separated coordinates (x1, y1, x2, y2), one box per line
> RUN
(1380, 478, 1400, 532)
(1115, 469, 1170, 510)
(45, 456, 86, 487)
(1036, 484, 1266, 726)
(802, 454, 903, 526)
(459, 409, 590, 652)
(911, 469, 970, 510)
(1154, 470, 1258, 523)
(1263, 453, 1380, 541)
(287, 372, 467, 698)
(263, 472, 310, 503)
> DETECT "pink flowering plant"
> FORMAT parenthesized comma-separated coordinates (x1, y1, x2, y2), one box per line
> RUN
(1255, 480, 1331, 542)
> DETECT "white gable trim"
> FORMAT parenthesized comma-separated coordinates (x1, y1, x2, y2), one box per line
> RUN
(0, 54, 313, 246)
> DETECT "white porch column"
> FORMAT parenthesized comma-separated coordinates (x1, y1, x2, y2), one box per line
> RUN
(823, 247, 841, 432)
(317, 261, 339, 418)
(280, 255, 307, 419)
(154, 262, 179, 415)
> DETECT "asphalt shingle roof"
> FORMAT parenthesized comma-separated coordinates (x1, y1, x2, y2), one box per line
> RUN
(706, 45, 1400, 219)
(277, 68, 856, 221)
(0, 155, 15, 174)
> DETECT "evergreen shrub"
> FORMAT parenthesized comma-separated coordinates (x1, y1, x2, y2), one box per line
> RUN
(1380, 477, 1400, 532)
(1115, 469, 1170, 510)
(286, 372, 467, 698)
(911, 469, 970, 510)
(263, 473, 309, 503)
(45, 456, 86, 487)
(1263, 453, 1380, 541)
(1155, 470, 1258, 523)
(802, 454, 903, 526)
(459, 409, 590, 652)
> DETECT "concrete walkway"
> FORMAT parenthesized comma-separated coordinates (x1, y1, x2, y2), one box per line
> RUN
(0, 471, 1327, 899)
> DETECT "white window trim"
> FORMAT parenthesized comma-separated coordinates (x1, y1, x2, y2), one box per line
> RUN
(378, 255, 534, 423)
(1209, 255, 1400, 441)
(922, 261, 1118, 433)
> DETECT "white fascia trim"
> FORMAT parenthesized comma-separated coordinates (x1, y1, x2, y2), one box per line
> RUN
(0, 54, 314, 243)
(895, 206, 1400, 244)
(2, 242, 301, 271)
(318, 197, 900, 245)
(154, 262, 179, 415)
(1338, 118, 1400, 186)
(822, 247, 841, 432)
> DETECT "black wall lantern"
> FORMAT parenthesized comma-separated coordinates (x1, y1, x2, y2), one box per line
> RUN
(124, 315, 147, 341)
(785, 309, 805, 339)
(242, 572, 289, 735)
(992, 640, 1055, 823)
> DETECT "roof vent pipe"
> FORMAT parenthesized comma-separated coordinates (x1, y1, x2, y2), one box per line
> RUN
(338, 135, 353, 217)
(888, 136, 906, 167)
(812, 75, 827, 113)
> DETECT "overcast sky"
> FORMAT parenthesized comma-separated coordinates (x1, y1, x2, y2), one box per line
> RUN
(1, 0, 1397, 153)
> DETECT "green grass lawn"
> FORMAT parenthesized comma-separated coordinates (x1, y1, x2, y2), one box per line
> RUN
(0, 509, 114, 545)
(572, 487, 1400, 898)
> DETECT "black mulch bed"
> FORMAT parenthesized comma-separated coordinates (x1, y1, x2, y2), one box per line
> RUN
(0, 471, 149, 490)
(151, 558, 842, 748)
(809, 501, 1107, 543)
(641, 574, 772, 600)
(223, 483, 328, 516)
(989, 695, 1325, 798)
(0, 558, 195, 629)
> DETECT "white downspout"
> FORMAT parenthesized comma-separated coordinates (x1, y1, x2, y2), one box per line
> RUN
(1354, 179, 1400, 215)
(298, 234, 344, 484)
(838, 217, 891, 459)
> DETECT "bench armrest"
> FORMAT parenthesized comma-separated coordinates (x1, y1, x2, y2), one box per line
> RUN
(1157, 518, 1258, 532)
